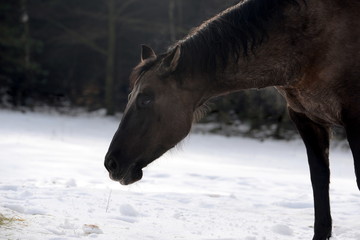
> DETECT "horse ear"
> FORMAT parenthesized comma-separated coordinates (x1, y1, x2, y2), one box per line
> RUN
(141, 45, 156, 62)
(161, 45, 181, 72)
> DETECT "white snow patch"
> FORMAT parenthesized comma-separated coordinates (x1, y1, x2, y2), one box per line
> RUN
(82, 224, 103, 235)
(119, 204, 139, 217)
(272, 224, 294, 236)
(59, 219, 77, 230)
(4, 204, 25, 213)
(0, 110, 359, 240)
(65, 178, 77, 188)
(25, 207, 47, 215)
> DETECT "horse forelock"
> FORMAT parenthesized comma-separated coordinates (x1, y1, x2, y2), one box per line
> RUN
(129, 58, 158, 89)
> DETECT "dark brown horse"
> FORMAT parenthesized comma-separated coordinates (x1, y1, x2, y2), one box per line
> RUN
(104, 0, 360, 239)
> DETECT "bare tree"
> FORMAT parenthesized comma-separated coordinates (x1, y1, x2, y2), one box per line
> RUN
(168, 0, 176, 42)
(45, 0, 144, 115)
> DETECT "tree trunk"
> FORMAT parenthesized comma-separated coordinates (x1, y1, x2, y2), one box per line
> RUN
(168, 0, 176, 42)
(177, 0, 183, 31)
(105, 0, 116, 115)
(22, 0, 30, 71)
(17, 0, 30, 107)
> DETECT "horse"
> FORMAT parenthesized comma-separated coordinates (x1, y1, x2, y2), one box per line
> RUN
(104, 0, 360, 239)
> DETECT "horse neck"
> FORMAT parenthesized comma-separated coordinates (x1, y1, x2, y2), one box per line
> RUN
(207, 3, 311, 97)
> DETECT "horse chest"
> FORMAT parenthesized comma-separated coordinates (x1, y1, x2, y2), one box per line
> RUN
(276, 87, 342, 125)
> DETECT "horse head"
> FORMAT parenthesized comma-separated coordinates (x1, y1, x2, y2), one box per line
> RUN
(104, 45, 206, 185)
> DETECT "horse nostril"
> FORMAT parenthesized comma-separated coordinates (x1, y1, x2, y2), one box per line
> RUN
(109, 159, 117, 171)
(105, 157, 118, 172)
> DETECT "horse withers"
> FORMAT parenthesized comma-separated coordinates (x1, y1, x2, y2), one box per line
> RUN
(105, 0, 360, 239)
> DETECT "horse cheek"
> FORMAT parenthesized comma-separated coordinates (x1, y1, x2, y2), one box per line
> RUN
(170, 111, 192, 145)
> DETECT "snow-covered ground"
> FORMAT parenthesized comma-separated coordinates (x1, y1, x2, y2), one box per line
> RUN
(0, 109, 359, 240)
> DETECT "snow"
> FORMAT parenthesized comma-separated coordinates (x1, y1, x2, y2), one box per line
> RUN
(0, 109, 359, 240)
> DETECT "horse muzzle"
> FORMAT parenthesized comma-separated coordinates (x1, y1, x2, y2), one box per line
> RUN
(104, 156, 145, 185)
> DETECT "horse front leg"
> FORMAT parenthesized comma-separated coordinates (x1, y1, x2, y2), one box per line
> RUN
(289, 108, 332, 240)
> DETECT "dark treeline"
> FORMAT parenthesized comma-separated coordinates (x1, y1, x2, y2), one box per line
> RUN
(0, 0, 297, 138)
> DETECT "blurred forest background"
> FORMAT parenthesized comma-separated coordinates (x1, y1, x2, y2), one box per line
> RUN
(0, 0, 297, 139)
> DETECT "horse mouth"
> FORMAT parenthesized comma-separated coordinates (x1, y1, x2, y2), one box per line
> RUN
(105, 146, 168, 185)
(109, 161, 146, 185)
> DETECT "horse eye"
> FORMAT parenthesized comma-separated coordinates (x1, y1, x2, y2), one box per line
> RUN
(136, 94, 153, 108)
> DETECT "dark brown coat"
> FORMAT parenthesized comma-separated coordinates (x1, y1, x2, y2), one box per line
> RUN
(105, 1, 360, 239)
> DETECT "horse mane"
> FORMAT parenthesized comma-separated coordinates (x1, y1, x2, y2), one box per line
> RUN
(130, 0, 302, 87)
(173, 0, 302, 75)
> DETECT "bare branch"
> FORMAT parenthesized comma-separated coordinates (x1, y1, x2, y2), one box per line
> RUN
(116, 0, 140, 16)
(47, 18, 107, 56)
